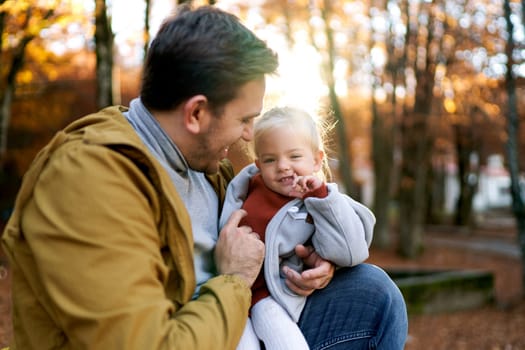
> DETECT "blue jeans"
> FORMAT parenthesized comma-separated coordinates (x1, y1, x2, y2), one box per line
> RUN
(298, 264, 408, 350)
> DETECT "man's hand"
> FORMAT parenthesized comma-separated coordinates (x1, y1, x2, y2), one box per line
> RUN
(215, 209, 265, 287)
(282, 244, 335, 296)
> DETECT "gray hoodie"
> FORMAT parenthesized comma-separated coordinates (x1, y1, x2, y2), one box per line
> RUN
(219, 164, 376, 322)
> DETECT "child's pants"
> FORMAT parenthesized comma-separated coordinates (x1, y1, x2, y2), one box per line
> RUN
(236, 296, 309, 350)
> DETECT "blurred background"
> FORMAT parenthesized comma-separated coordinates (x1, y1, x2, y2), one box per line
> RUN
(0, 0, 524, 348)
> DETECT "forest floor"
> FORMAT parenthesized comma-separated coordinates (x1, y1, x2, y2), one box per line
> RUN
(0, 212, 524, 349)
(368, 212, 525, 350)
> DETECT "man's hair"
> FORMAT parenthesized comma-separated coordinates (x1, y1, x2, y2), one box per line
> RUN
(140, 5, 279, 114)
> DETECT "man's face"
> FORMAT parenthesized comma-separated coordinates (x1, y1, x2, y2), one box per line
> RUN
(187, 78, 266, 174)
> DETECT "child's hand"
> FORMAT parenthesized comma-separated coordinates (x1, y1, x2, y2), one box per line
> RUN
(289, 174, 323, 198)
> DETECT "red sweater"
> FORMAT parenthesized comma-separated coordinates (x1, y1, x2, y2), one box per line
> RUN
(240, 174, 328, 307)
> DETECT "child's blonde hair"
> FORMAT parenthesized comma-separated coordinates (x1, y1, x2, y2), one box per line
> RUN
(253, 106, 333, 181)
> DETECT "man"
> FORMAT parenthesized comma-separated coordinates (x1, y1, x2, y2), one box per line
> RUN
(2, 5, 407, 350)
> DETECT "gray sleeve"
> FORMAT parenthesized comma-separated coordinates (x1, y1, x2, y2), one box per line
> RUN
(304, 182, 375, 266)
(218, 164, 259, 230)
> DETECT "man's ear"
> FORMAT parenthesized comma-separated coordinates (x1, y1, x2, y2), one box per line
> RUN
(183, 95, 209, 134)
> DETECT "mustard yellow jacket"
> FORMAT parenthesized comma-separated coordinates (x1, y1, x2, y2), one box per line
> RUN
(2, 106, 250, 350)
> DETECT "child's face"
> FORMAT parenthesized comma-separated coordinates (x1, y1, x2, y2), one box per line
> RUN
(255, 126, 323, 196)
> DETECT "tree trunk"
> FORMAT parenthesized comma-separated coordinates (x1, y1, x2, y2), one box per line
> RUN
(371, 99, 394, 248)
(398, 66, 434, 257)
(0, 8, 38, 165)
(370, 0, 403, 249)
(454, 123, 478, 227)
(426, 159, 446, 224)
(95, 0, 114, 109)
(0, 84, 13, 167)
(398, 113, 430, 257)
(320, 0, 354, 196)
(504, 0, 525, 295)
(143, 0, 151, 62)
(0, 0, 6, 53)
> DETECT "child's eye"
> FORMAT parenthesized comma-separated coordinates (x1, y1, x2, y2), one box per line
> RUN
(263, 158, 275, 164)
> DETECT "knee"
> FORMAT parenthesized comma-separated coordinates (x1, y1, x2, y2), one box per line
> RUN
(335, 264, 407, 316)
(358, 265, 408, 348)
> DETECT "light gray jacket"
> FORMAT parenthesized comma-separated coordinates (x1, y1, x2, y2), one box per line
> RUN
(219, 164, 375, 321)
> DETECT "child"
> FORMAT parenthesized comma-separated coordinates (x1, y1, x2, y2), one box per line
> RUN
(219, 106, 375, 349)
